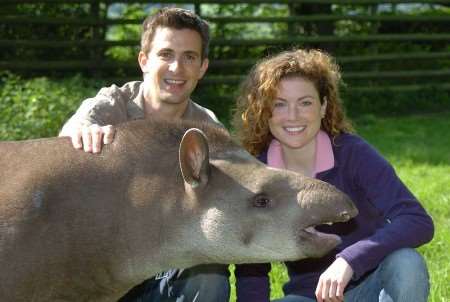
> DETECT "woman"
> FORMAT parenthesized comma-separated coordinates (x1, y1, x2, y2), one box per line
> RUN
(233, 49, 434, 302)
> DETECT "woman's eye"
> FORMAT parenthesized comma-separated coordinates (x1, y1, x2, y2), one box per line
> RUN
(300, 100, 313, 106)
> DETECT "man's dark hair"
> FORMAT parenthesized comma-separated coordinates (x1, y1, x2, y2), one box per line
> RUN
(141, 7, 210, 60)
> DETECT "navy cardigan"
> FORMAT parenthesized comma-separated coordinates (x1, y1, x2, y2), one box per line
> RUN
(235, 133, 434, 300)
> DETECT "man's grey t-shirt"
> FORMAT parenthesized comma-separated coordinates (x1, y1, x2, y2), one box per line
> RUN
(61, 81, 223, 131)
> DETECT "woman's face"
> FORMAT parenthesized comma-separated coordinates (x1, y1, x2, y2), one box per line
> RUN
(268, 77, 327, 150)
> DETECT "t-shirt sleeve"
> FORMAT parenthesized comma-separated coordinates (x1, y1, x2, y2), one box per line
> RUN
(60, 85, 129, 134)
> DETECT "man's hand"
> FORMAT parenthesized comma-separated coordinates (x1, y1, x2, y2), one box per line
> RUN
(60, 124, 115, 153)
(315, 257, 354, 302)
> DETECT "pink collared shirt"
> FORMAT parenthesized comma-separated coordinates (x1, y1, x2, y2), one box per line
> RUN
(267, 130, 334, 177)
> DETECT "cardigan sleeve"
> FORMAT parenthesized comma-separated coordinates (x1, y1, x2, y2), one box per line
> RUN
(336, 139, 434, 279)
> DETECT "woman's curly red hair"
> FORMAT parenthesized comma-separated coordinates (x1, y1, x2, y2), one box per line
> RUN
(233, 48, 353, 156)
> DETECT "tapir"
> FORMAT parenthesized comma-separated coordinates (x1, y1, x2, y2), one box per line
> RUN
(0, 118, 357, 301)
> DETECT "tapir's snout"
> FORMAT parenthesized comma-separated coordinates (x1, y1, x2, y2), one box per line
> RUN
(335, 190, 358, 221)
(328, 190, 358, 224)
(297, 181, 358, 221)
(295, 181, 358, 257)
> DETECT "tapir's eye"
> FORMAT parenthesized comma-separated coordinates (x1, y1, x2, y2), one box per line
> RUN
(253, 194, 271, 208)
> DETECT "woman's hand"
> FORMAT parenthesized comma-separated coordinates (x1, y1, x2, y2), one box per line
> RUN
(315, 257, 354, 302)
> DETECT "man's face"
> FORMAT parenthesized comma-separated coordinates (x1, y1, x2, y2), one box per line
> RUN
(138, 27, 208, 106)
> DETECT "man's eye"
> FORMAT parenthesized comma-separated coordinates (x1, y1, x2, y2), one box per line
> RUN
(184, 54, 197, 64)
(159, 52, 172, 60)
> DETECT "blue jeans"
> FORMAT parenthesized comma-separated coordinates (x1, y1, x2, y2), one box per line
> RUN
(274, 248, 429, 302)
(119, 264, 230, 302)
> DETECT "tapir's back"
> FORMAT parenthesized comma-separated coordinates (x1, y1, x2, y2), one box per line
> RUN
(0, 136, 109, 221)
(0, 136, 98, 186)
(0, 118, 230, 223)
(0, 118, 191, 231)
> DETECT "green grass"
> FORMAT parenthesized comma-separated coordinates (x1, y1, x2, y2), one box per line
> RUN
(356, 112, 450, 302)
(229, 112, 450, 302)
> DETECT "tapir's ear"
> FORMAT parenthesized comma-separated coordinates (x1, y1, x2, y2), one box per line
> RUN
(179, 128, 210, 189)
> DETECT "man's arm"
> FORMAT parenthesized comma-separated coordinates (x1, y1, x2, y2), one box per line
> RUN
(59, 85, 130, 153)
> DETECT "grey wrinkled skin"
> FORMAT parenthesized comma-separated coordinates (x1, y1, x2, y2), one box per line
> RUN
(0, 118, 357, 301)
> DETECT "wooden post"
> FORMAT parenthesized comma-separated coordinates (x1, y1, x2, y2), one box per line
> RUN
(194, 3, 201, 16)
(287, 3, 295, 38)
(90, 0, 105, 78)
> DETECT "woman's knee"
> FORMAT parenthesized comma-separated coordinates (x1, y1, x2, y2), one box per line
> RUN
(381, 248, 428, 280)
(379, 248, 429, 298)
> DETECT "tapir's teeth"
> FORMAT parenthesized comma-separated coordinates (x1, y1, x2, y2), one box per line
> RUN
(304, 226, 317, 234)
(324, 222, 333, 226)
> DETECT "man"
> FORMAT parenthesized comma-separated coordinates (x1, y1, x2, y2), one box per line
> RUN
(59, 7, 229, 302)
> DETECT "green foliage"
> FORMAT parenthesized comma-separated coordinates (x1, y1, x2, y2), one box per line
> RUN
(1, 3, 107, 64)
(203, 3, 288, 41)
(343, 86, 450, 117)
(105, 4, 150, 62)
(0, 72, 101, 140)
(202, 4, 289, 78)
(193, 83, 237, 128)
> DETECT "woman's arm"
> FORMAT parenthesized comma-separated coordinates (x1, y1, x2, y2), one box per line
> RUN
(337, 139, 434, 280)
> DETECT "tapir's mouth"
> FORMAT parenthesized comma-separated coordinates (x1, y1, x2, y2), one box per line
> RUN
(298, 225, 341, 249)
(297, 209, 357, 257)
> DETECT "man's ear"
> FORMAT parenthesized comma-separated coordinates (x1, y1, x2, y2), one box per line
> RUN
(138, 51, 149, 73)
(198, 58, 209, 80)
(179, 128, 210, 190)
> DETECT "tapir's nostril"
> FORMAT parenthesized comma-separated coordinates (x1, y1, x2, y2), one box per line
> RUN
(340, 211, 351, 221)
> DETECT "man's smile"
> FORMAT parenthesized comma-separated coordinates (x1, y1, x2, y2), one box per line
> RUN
(164, 79, 186, 85)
